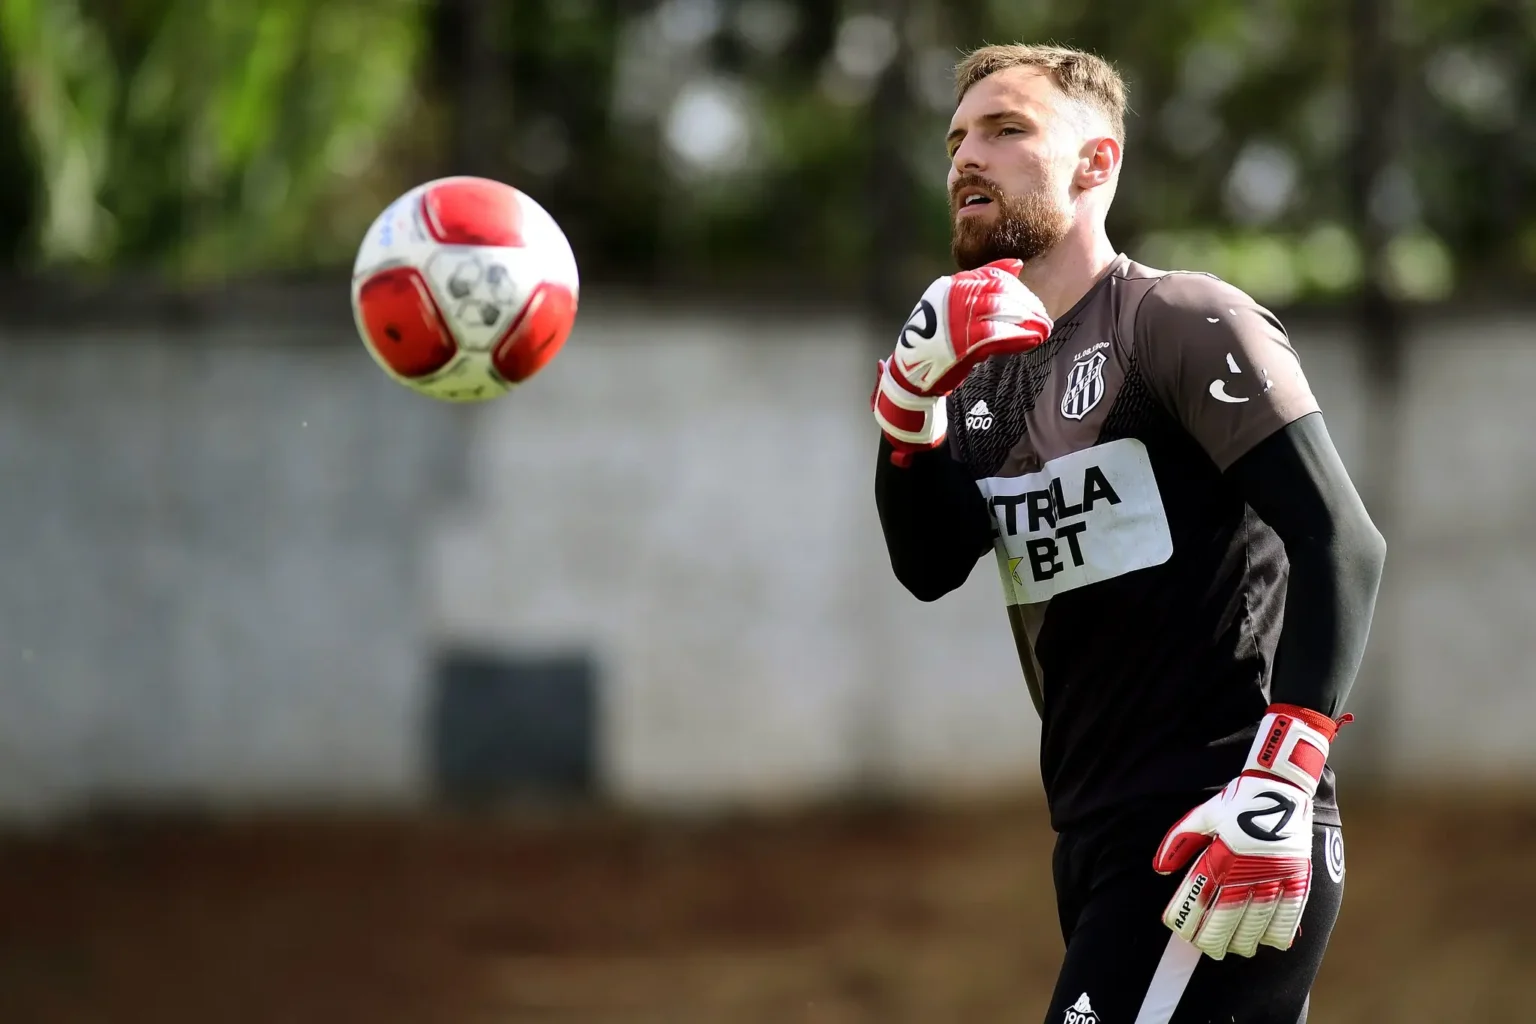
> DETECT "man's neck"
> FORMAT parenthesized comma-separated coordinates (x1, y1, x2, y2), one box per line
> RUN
(1020, 229, 1120, 321)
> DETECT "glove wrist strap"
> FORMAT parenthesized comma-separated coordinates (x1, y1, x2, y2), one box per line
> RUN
(874, 367, 947, 452)
(1243, 703, 1345, 797)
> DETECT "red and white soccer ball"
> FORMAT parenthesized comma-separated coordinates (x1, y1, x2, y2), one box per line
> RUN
(351, 176, 580, 402)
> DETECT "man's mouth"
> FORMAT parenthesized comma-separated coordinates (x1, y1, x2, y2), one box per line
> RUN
(954, 184, 997, 215)
(956, 192, 995, 216)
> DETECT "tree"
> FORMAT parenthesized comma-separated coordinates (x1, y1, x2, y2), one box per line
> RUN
(0, 0, 429, 279)
(1, 0, 1531, 304)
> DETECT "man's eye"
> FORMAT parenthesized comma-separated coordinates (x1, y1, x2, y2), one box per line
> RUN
(998, 126, 1023, 137)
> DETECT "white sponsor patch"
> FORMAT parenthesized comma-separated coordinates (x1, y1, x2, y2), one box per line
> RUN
(980, 438, 1173, 605)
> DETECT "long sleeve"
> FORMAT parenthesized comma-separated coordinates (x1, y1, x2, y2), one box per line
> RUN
(873, 438, 994, 602)
(1224, 412, 1387, 717)
(1131, 271, 1383, 718)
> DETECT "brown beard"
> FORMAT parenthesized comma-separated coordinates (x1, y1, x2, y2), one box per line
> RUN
(949, 174, 1071, 271)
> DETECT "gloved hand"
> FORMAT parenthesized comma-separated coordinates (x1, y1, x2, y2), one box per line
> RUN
(871, 259, 1052, 466)
(1153, 704, 1349, 959)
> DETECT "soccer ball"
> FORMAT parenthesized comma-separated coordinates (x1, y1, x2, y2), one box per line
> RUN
(350, 176, 580, 402)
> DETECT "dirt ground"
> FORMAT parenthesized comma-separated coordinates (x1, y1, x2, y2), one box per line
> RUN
(0, 791, 1532, 1024)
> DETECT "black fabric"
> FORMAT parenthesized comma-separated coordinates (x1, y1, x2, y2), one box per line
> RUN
(1223, 413, 1387, 719)
(872, 412, 1382, 830)
(870, 261, 1377, 1024)
(1048, 798, 1345, 1023)
(1018, 343, 1297, 831)
(950, 319, 1083, 478)
(873, 436, 992, 602)
(873, 383, 1381, 831)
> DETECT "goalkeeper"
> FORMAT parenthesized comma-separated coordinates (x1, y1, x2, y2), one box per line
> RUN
(872, 43, 1386, 1024)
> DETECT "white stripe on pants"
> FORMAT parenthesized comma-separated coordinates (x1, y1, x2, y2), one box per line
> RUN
(1132, 934, 1202, 1024)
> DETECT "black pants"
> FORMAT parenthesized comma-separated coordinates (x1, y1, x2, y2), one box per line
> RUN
(1047, 799, 1346, 1024)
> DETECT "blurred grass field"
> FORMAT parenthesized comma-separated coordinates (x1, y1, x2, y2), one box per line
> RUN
(1, 791, 1532, 1024)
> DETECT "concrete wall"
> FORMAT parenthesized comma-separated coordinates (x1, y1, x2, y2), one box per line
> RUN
(1381, 312, 1536, 782)
(0, 300, 1531, 821)
(428, 309, 1044, 810)
(0, 331, 461, 818)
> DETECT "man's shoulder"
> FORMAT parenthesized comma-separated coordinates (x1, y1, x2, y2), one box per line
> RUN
(1060, 255, 1239, 320)
(1106, 261, 1275, 356)
(1116, 260, 1259, 317)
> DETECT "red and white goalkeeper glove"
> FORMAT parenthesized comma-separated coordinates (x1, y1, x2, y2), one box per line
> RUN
(1153, 704, 1350, 959)
(871, 259, 1052, 465)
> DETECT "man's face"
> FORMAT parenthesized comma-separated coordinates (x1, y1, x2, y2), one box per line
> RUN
(945, 67, 1082, 270)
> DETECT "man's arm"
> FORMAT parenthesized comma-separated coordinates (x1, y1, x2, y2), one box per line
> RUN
(1132, 270, 1384, 718)
(1136, 272, 1385, 958)
(869, 260, 1052, 602)
(874, 437, 994, 601)
(1155, 411, 1385, 958)
(1225, 412, 1386, 717)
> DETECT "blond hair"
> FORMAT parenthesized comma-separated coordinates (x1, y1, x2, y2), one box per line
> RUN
(954, 44, 1127, 143)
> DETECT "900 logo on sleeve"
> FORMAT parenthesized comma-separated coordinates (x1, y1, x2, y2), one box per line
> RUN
(964, 400, 993, 431)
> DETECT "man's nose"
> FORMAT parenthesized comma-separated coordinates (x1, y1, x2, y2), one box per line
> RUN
(951, 135, 985, 174)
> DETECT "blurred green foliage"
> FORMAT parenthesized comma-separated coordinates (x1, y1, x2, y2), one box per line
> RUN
(0, 0, 425, 279)
(1, 0, 1533, 303)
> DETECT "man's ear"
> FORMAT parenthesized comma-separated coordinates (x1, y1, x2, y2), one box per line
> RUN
(1077, 135, 1120, 190)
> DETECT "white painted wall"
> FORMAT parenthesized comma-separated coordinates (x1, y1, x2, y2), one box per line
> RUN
(429, 309, 1043, 810)
(0, 301, 1531, 821)
(1379, 313, 1536, 781)
(0, 333, 458, 819)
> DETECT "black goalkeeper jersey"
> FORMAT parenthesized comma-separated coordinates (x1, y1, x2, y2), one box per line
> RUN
(892, 255, 1339, 830)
